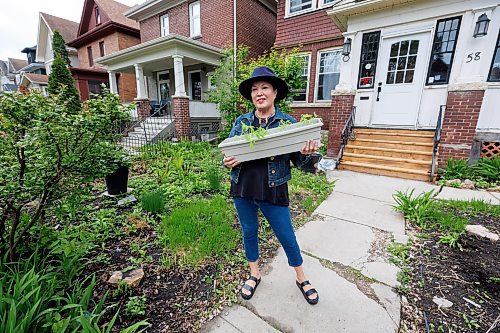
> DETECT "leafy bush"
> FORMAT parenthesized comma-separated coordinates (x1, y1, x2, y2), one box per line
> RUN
(141, 191, 165, 214)
(158, 196, 238, 265)
(0, 90, 131, 259)
(392, 189, 436, 228)
(441, 158, 472, 180)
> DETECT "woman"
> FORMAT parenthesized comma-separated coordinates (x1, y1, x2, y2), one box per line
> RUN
(223, 66, 319, 305)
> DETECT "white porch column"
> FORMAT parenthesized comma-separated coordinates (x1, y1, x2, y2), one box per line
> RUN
(134, 63, 147, 99)
(108, 71, 118, 94)
(172, 55, 187, 97)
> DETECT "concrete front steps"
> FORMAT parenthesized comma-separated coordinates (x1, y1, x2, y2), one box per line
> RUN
(119, 116, 174, 155)
(339, 128, 436, 181)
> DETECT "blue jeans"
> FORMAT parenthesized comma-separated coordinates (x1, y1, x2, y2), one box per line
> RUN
(233, 197, 303, 267)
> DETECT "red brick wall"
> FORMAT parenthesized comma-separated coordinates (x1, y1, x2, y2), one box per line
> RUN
(237, 0, 276, 58)
(173, 96, 190, 139)
(438, 90, 484, 166)
(327, 94, 355, 157)
(275, 1, 342, 48)
(135, 99, 150, 120)
(118, 73, 137, 103)
(291, 107, 330, 130)
(118, 32, 141, 50)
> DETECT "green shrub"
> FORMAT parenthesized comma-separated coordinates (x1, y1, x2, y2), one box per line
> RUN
(473, 157, 500, 182)
(141, 191, 165, 214)
(392, 189, 435, 228)
(158, 196, 238, 265)
(441, 158, 472, 180)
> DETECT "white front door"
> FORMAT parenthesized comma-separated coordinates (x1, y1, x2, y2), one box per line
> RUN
(371, 32, 430, 126)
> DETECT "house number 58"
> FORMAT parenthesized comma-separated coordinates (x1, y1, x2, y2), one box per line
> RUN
(466, 52, 481, 63)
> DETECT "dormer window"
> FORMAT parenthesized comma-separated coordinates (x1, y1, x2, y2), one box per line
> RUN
(95, 7, 101, 25)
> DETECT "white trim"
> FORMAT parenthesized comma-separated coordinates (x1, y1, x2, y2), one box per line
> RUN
(157, 70, 170, 101)
(314, 47, 342, 102)
(160, 14, 170, 37)
(125, 0, 186, 21)
(188, 69, 202, 100)
(293, 52, 312, 103)
(285, 0, 335, 19)
(189, 1, 201, 38)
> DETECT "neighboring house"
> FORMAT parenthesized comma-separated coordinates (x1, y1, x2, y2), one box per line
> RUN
(36, 12, 80, 75)
(67, 0, 141, 101)
(7, 58, 28, 86)
(97, 0, 277, 140)
(274, 0, 344, 130)
(324, 0, 500, 175)
(0, 60, 17, 93)
(18, 46, 49, 95)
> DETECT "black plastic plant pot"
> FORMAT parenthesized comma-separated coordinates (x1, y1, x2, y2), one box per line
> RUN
(105, 166, 129, 195)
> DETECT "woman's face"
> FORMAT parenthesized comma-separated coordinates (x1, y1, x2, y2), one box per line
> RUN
(251, 81, 277, 112)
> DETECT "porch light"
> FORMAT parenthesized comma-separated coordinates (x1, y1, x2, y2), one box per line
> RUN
(342, 38, 352, 62)
(473, 13, 490, 38)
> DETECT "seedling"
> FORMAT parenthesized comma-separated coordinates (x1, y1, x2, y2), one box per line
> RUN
(241, 123, 268, 148)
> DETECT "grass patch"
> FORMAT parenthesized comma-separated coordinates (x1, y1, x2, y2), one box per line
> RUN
(387, 241, 412, 294)
(140, 191, 165, 214)
(158, 196, 239, 265)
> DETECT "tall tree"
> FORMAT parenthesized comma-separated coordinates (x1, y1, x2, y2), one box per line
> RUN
(48, 32, 81, 111)
(52, 30, 70, 66)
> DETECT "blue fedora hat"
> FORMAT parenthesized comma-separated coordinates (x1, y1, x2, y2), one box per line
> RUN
(238, 66, 289, 102)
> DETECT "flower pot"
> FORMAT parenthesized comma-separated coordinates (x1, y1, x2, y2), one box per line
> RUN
(218, 118, 323, 162)
(105, 165, 129, 195)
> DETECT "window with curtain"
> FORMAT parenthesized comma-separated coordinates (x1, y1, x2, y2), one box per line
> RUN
(189, 1, 201, 37)
(316, 50, 341, 101)
(426, 16, 461, 85)
(488, 30, 500, 82)
(293, 54, 310, 102)
(160, 14, 169, 37)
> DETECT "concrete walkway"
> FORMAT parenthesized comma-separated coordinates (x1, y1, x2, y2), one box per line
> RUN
(203, 171, 499, 333)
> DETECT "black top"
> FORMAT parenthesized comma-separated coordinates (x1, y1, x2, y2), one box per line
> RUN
(230, 112, 290, 206)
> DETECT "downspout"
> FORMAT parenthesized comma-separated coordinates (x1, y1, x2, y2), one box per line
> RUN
(233, 0, 237, 74)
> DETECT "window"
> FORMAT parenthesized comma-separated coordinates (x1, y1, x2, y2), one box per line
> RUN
(99, 41, 105, 57)
(160, 14, 169, 37)
(386, 40, 419, 84)
(287, 0, 335, 16)
(488, 30, 500, 82)
(88, 80, 106, 98)
(426, 16, 461, 85)
(87, 46, 93, 67)
(95, 7, 101, 25)
(358, 31, 380, 89)
(189, 1, 201, 37)
(293, 54, 310, 102)
(189, 71, 202, 100)
(316, 49, 341, 101)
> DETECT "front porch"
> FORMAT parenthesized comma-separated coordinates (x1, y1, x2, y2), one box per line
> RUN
(97, 34, 223, 140)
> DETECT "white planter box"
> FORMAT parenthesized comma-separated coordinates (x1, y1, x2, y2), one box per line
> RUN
(218, 118, 323, 162)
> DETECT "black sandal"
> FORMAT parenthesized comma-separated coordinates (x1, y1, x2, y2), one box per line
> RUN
(296, 280, 319, 305)
(240, 276, 261, 300)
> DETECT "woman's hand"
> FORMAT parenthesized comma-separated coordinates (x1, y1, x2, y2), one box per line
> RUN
(223, 156, 241, 168)
(300, 140, 319, 155)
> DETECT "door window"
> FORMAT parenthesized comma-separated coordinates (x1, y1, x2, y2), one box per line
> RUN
(157, 71, 170, 101)
(386, 40, 419, 84)
(189, 72, 202, 100)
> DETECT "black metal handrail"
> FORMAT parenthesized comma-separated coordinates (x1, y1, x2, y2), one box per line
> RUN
(430, 105, 445, 182)
(337, 106, 356, 164)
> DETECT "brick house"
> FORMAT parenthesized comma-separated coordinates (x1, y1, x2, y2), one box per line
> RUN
(67, 0, 141, 101)
(322, 0, 500, 180)
(97, 0, 277, 140)
(275, 0, 344, 132)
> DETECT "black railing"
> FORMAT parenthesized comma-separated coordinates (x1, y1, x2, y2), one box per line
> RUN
(337, 106, 356, 164)
(430, 105, 445, 182)
(117, 104, 175, 155)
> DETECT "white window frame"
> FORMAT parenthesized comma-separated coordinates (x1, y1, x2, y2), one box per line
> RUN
(315, 48, 342, 102)
(188, 70, 202, 100)
(160, 14, 169, 37)
(285, 0, 336, 18)
(157, 70, 170, 101)
(189, 1, 201, 38)
(293, 53, 311, 103)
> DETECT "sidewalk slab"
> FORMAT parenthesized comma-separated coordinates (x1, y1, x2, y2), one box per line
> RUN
(204, 305, 280, 333)
(296, 219, 374, 268)
(315, 192, 405, 234)
(489, 191, 500, 201)
(244, 250, 398, 333)
(436, 186, 499, 203)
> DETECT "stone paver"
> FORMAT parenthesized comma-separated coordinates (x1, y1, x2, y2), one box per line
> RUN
(204, 305, 280, 333)
(315, 191, 405, 234)
(203, 170, 499, 333)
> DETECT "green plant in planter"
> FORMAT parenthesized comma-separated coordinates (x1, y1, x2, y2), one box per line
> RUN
(241, 123, 268, 148)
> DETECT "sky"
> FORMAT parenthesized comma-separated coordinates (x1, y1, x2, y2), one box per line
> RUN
(0, 0, 140, 61)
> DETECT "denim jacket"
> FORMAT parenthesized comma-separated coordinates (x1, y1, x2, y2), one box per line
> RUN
(227, 108, 313, 188)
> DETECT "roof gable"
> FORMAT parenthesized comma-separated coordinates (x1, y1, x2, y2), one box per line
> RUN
(40, 12, 79, 43)
(77, 0, 139, 37)
(8, 58, 28, 72)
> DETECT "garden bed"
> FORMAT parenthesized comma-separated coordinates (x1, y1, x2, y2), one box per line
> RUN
(393, 193, 500, 332)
